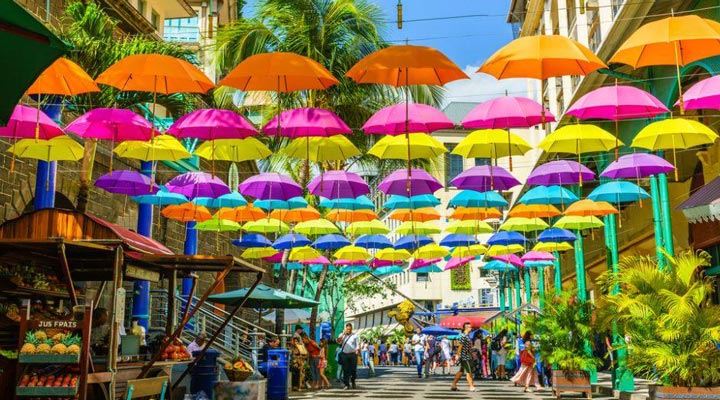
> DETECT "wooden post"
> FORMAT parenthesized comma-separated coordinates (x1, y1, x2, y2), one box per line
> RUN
(57, 242, 78, 307)
(166, 270, 177, 336)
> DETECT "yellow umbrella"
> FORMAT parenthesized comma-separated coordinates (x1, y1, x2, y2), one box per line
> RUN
(270, 207, 321, 223)
(295, 219, 340, 235)
(451, 244, 488, 258)
(533, 242, 573, 253)
(553, 215, 604, 231)
(194, 138, 271, 162)
(389, 207, 441, 222)
(346, 220, 390, 235)
(368, 133, 447, 160)
(242, 218, 290, 234)
(282, 135, 359, 162)
(376, 248, 412, 262)
(8, 136, 84, 161)
(444, 220, 494, 235)
(451, 129, 531, 170)
(114, 135, 191, 161)
(242, 247, 278, 259)
(498, 217, 549, 233)
(413, 244, 449, 259)
(334, 246, 370, 261)
(486, 244, 524, 257)
(395, 221, 441, 235)
(631, 118, 718, 180)
(289, 246, 322, 261)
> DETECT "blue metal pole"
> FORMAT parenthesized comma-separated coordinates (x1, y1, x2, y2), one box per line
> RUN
(649, 175, 666, 269)
(182, 221, 198, 330)
(137, 161, 154, 237)
(658, 173, 675, 257)
(132, 161, 154, 330)
(34, 161, 56, 209)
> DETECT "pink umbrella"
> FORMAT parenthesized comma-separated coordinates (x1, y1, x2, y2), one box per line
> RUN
(521, 251, 556, 262)
(491, 254, 524, 268)
(410, 258, 442, 269)
(678, 75, 720, 111)
(0, 105, 64, 140)
(334, 259, 366, 266)
(262, 107, 351, 138)
(370, 258, 403, 268)
(263, 252, 284, 263)
(300, 256, 331, 265)
(461, 96, 555, 129)
(167, 108, 257, 139)
(444, 256, 474, 270)
(363, 103, 454, 135)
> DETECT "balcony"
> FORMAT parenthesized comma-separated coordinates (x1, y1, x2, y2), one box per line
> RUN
(163, 25, 200, 43)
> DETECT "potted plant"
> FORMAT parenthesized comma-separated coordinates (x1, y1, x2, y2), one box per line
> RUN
(596, 250, 720, 399)
(526, 291, 600, 399)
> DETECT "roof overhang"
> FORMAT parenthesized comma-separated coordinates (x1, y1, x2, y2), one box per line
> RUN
(159, 0, 196, 19)
(677, 176, 720, 224)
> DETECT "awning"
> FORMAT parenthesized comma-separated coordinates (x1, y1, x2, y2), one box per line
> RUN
(677, 176, 720, 224)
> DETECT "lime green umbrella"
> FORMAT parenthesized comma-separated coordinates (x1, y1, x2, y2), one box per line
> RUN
(196, 217, 242, 232)
(498, 217, 549, 233)
(346, 219, 390, 235)
(295, 219, 341, 235)
(533, 241, 573, 252)
(242, 247, 278, 259)
(396, 221, 441, 235)
(289, 246, 322, 261)
(375, 248, 412, 262)
(553, 215, 604, 230)
(444, 220, 494, 235)
(486, 244, 524, 256)
(451, 244, 488, 258)
(243, 218, 290, 234)
(412, 244, 449, 259)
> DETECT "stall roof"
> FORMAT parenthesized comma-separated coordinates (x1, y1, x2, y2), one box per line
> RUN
(677, 176, 720, 224)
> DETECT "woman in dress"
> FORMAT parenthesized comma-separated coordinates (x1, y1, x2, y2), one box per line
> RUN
(318, 338, 331, 389)
(510, 331, 543, 392)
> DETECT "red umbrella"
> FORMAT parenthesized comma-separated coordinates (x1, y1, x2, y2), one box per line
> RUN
(440, 315, 486, 329)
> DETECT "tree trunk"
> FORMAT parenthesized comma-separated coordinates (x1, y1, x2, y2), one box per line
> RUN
(309, 264, 329, 337)
(300, 267, 308, 298)
(76, 139, 98, 212)
(287, 269, 297, 294)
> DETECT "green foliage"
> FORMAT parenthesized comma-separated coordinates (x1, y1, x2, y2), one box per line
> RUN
(343, 274, 395, 313)
(450, 264, 471, 290)
(359, 326, 383, 343)
(525, 291, 601, 371)
(596, 249, 720, 387)
(388, 328, 406, 345)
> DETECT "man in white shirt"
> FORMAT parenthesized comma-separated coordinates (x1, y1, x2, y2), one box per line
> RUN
(337, 323, 360, 390)
(411, 327, 426, 378)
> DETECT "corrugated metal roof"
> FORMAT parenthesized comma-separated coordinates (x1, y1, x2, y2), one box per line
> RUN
(677, 175, 720, 210)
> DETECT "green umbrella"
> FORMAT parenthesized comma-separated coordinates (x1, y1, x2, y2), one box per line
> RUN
(208, 284, 319, 309)
(0, 1, 68, 123)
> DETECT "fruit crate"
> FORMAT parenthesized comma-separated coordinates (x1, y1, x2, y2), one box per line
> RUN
(16, 380, 78, 397)
(18, 353, 80, 364)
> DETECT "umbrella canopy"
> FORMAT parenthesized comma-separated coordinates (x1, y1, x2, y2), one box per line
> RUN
(422, 324, 459, 336)
(161, 203, 212, 222)
(233, 233, 272, 248)
(132, 186, 188, 206)
(283, 135, 360, 162)
(308, 171, 370, 199)
(524, 260, 554, 268)
(389, 207, 441, 222)
(334, 246, 370, 261)
(370, 259, 403, 268)
(508, 204, 561, 219)
(521, 251, 556, 262)
(394, 235, 434, 250)
(216, 205, 265, 223)
(527, 160, 595, 186)
(243, 247, 278, 259)
(273, 233, 312, 250)
(462, 96, 555, 129)
(413, 244, 449, 259)
(312, 234, 351, 250)
(445, 256, 476, 270)
(378, 169, 443, 196)
(96, 54, 214, 94)
(218, 52, 338, 92)
(499, 217, 549, 232)
(412, 265, 443, 273)
(564, 199, 618, 217)
(346, 220, 391, 235)
(270, 207, 322, 223)
(587, 181, 651, 204)
(66, 108, 153, 142)
(326, 209, 377, 223)
(166, 172, 230, 199)
(451, 129, 532, 159)
(368, 133, 447, 160)
(240, 173, 303, 201)
(167, 108, 257, 139)
(566, 85, 668, 120)
(346, 44, 468, 86)
(450, 165, 520, 192)
(335, 259, 367, 266)
(411, 258, 441, 269)
(449, 190, 508, 208)
(482, 260, 519, 272)
(263, 107, 351, 137)
(113, 135, 192, 161)
(289, 246, 322, 261)
(537, 228, 577, 243)
(8, 136, 83, 161)
(440, 315, 485, 329)
(95, 170, 159, 196)
(0, 105, 64, 140)
(539, 124, 622, 154)
(243, 218, 290, 234)
(374, 266, 405, 276)
(450, 245, 487, 258)
(384, 194, 441, 210)
(375, 248, 412, 262)
(487, 231, 527, 246)
(518, 185, 579, 206)
(534, 241, 574, 252)
(354, 234, 394, 249)
(444, 220, 494, 235)
(600, 153, 675, 179)
(439, 234, 478, 247)
(679, 75, 720, 111)
(195, 192, 248, 208)
(295, 219, 341, 236)
(554, 215, 605, 230)
(208, 284, 319, 308)
(491, 254, 524, 268)
(340, 265, 372, 274)
(195, 217, 241, 232)
(395, 221, 441, 235)
(254, 197, 308, 211)
(363, 103, 454, 135)
(194, 138, 271, 162)
(319, 195, 375, 210)
(300, 256, 331, 266)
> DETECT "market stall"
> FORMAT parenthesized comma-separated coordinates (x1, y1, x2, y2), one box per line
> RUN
(0, 208, 264, 399)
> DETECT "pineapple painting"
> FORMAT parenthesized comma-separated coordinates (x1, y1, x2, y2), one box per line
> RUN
(64, 334, 81, 355)
(20, 332, 38, 354)
(36, 339, 53, 354)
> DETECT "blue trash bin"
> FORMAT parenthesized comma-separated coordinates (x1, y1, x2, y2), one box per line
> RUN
(266, 349, 290, 400)
(190, 349, 220, 397)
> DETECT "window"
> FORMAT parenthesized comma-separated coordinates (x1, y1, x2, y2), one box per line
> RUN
(474, 158, 490, 167)
(479, 289, 496, 307)
(445, 144, 464, 187)
(416, 272, 429, 282)
(151, 10, 160, 29)
(137, 0, 146, 16)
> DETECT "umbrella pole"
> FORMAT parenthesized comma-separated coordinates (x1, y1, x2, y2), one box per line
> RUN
(405, 70, 412, 195)
(507, 129, 513, 171)
(614, 119, 619, 162)
(577, 139, 583, 186)
(672, 34, 685, 116)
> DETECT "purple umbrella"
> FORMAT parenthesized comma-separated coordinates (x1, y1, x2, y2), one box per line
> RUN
(66, 108, 153, 141)
(528, 160, 595, 186)
(378, 169, 443, 196)
(600, 153, 675, 179)
(262, 108, 351, 138)
(677, 75, 720, 111)
(308, 171, 369, 199)
(0, 105, 64, 140)
(362, 103, 454, 135)
(450, 166, 520, 192)
(95, 170, 159, 196)
(166, 172, 231, 199)
(167, 108, 257, 139)
(461, 96, 555, 129)
(239, 173, 303, 201)
(521, 251, 556, 262)
(491, 254, 524, 268)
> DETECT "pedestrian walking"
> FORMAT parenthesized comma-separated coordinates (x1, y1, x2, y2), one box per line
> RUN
(318, 338, 331, 389)
(389, 341, 399, 366)
(450, 322, 476, 392)
(411, 327, 427, 378)
(301, 333, 322, 389)
(361, 340, 369, 367)
(492, 329, 509, 380)
(510, 331, 544, 393)
(366, 341, 376, 377)
(403, 338, 413, 367)
(425, 335, 436, 376)
(378, 340, 388, 366)
(337, 323, 360, 390)
(440, 336, 451, 374)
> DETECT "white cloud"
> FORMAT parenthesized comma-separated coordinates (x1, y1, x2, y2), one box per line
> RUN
(442, 65, 534, 106)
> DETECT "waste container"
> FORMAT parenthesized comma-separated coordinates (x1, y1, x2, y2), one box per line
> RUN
(266, 349, 290, 400)
(190, 349, 220, 397)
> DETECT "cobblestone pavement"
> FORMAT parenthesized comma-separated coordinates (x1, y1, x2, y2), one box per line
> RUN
(289, 365, 619, 399)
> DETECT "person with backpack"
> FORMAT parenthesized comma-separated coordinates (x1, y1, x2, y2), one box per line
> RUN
(492, 329, 509, 380)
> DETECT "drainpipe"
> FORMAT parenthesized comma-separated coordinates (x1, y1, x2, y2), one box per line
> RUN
(649, 175, 666, 269)
(35, 98, 60, 210)
(657, 171, 675, 258)
(574, 231, 587, 302)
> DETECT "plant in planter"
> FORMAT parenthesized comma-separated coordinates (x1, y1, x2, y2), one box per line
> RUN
(596, 249, 720, 399)
(526, 290, 600, 399)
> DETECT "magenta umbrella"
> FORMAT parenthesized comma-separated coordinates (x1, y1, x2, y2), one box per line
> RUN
(370, 258, 403, 268)
(166, 172, 231, 199)
(362, 103, 454, 135)
(167, 108, 257, 139)
(334, 259, 366, 266)
(308, 171, 369, 199)
(263, 252, 284, 263)
(300, 256, 331, 265)
(95, 170, 159, 196)
(521, 251, 556, 262)
(491, 254, 523, 268)
(677, 75, 720, 111)
(600, 153, 675, 180)
(462, 96, 555, 129)
(378, 168, 443, 196)
(410, 258, 441, 269)
(450, 165, 520, 192)
(445, 256, 474, 270)
(0, 105, 64, 140)
(239, 173, 303, 201)
(262, 107, 351, 137)
(527, 160, 595, 186)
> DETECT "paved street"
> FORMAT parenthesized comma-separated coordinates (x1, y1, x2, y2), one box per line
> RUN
(290, 366, 619, 399)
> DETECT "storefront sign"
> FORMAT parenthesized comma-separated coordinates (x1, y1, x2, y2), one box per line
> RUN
(38, 320, 78, 329)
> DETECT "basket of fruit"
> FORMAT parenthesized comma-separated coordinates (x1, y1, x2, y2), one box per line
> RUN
(17, 371, 78, 396)
(224, 358, 253, 381)
(19, 331, 81, 364)
(161, 339, 192, 361)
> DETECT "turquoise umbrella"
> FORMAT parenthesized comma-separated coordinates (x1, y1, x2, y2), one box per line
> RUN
(449, 190, 508, 208)
(132, 185, 188, 205)
(374, 266, 405, 275)
(587, 181, 650, 203)
(193, 191, 248, 208)
(319, 195, 375, 210)
(410, 265, 443, 273)
(340, 265, 372, 274)
(518, 185, 579, 206)
(255, 196, 308, 210)
(208, 284, 318, 308)
(384, 194, 441, 210)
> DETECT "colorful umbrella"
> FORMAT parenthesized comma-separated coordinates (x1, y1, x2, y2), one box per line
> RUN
(340, 265, 372, 274)
(216, 205, 265, 222)
(450, 165, 520, 192)
(161, 203, 212, 222)
(462, 96, 555, 129)
(395, 221, 441, 235)
(491, 254, 524, 268)
(370, 259, 403, 268)
(451, 129, 531, 170)
(450, 245, 487, 258)
(270, 207, 321, 223)
(254, 197, 308, 211)
(272, 233, 312, 250)
(518, 185, 579, 206)
(508, 204, 561, 219)
(376, 248, 412, 262)
(233, 233, 272, 248)
(242, 247, 278, 259)
(346, 220, 390, 235)
(411, 258, 441, 269)
(449, 207, 503, 221)
(378, 169, 443, 196)
(444, 220, 494, 235)
(193, 138, 272, 162)
(8, 136, 83, 161)
(319, 195, 375, 210)
(310, 264, 339, 273)
(66, 108, 152, 141)
(527, 160, 595, 186)
(566, 85, 668, 120)
(368, 133, 447, 160)
(295, 219, 341, 236)
(487, 231, 527, 246)
(167, 108, 258, 139)
(482, 260, 518, 272)
(26, 57, 100, 96)
(521, 251, 556, 262)
(394, 235, 434, 250)
(195, 192, 248, 208)
(499, 217, 549, 233)
(537, 228, 577, 243)
(374, 266, 405, 275)
(564, 199, 618, 217)
(326, 209, 377, 223)
(449, 190, 508, 208)
(486, 244, 525, 257)
(289, 246, 323, 262)
(300, 256, 331, 266)
(439, 234, 478, 247)
(444, 256, 476, 271)
(262, 107, 351, 137)
(533, 242, 573, 253)
(678, 75, 720, 111)
(0, 105, 64, 140)
(113, 135, 192, 161)
(96, 54, 214, 94)
(413, 244, 449, 259)
(384, 194, 441, 210)
(240, 173, 303, 201)
(600, 153, 675, 180)
(588, 181, 650, 204)
(283, 135, 360, 162)
(243, 218, 290, 234)
(334, 246, 370, 261)
(363, 103, 454, 135)
(411, 265, 443, 273)
(166, 172, 230, 199)
(312, 234, 351, 250)
(389, 207, 441, 222)
(95, 170, 159, 195)
(195, 217, 241, 232)
(554, 216, 604, 230)
(354, 234, 394, 249)
(308, 171, 370, 199)
(132, 186, 188, 206)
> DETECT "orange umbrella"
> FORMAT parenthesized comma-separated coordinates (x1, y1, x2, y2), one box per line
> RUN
(450, 207, 503, 221)
(216, 205, 266, 223)
(270, 207, 321, 223)
(508, 204, 561, 219)
(218, 52, 338, 92)
(563, 199, 618, 217)
(326, 209, 378, 223)
(389, 207, 441, 222)
(609, 15, 720, 114)
(161, 203, 212, 222)
(26, 58, 100, 96)
(96, 54, 214, 94)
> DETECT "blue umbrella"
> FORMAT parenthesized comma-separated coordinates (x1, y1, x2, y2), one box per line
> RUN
(374, 266, 405, 275)
(132, 185, 188, 205)
(309, 264, 339, 273)
(439, 234, 478, 247)
(422, 324, 458, 336)
(255, 196, 308, 210)
(537, 228, 577, 243)
(411, 265, 443, 273)
(524, 260, 554, 268)
(384, 194, 441, 210)
(340, 265, 372, 274)
(312, 234, 351, 250)
(233, 233, 272, 248)
(487, 231, 527, 246)
(193, 191, 247, 208)
(394, 234, 434, 250)
(587, 181, 650, 204)
(319, 195, 375, 210)
(355, 234, 394, 249)
(272, 233, 311, 250)
(518, 185, 579, 205)
(482, 260, 518, 272)
(449, 190, 508, 208)
(273, 262, 304, 271)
